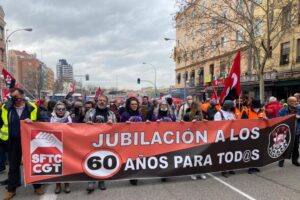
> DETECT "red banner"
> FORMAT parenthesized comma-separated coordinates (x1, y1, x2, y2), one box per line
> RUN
(21, 115, 295, 185)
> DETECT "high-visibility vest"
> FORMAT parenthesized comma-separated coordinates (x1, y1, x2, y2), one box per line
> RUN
(247, 109, 267, 119)
(0, 102, 38, 141)
(202, 102, 210, 113)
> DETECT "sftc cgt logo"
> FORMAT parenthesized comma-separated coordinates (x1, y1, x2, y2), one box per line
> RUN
(268, 124, 291, 159)
(30, 130, 63, 176)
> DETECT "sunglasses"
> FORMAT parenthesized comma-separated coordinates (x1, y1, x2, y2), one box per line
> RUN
(56, 107, 66, 111)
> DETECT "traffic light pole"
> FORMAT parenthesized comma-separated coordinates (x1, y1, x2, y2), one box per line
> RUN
(137, 79, 157, 98)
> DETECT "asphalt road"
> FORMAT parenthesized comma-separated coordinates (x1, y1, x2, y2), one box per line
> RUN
(1, 161, 300, 200)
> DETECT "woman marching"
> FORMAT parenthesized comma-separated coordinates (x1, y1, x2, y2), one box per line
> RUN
(50, 102, 72, 194)
(121, 97, 144, 185)
(183, 101, 207, 180)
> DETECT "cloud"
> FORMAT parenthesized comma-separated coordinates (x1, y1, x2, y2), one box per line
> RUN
(2, 0, 176, 89)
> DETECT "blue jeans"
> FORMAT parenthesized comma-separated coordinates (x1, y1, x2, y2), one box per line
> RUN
(0, 140, 7, 171)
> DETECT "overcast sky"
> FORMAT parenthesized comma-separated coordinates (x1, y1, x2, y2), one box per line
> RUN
(2, 0, 176, 90)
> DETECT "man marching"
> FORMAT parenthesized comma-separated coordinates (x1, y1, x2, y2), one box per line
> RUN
(1, 88, 44, 200)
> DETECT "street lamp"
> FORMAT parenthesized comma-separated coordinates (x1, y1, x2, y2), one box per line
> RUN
(142, 62, 157, 98)
(164, 37, 187, 100)
(5, 28, 33, 72)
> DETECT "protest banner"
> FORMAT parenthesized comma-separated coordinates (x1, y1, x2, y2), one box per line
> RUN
(21, 115, 295, 185)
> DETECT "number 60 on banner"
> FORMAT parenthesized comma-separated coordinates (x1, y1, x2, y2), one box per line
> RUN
(82, 150, 122, 179)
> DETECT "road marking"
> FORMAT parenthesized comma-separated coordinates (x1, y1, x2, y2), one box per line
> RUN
(208, 173, 256, 200)
(40, 184, 58, 200)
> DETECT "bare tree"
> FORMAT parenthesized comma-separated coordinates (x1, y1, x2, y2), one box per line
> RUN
(175, 0, 299, 102)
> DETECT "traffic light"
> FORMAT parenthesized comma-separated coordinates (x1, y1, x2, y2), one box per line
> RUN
(137, 78, 141, 84)
(85, 74, 89, 81)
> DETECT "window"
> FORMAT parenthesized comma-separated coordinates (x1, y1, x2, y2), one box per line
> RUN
(184, 34, 188, 45)
(200, 45, 205, 56)
(0, 28, 3, 40)
(255, 18, 263, 37)
(198, 67, 204, 85)
(280, 42, 290, 65)
(210, 64, 214, 77)
(236, 30, 243, 42)
(191, 50, 196, 60)
(220, 60, 226, 78)
(236, 0, 243, 12)
(297, 39, 300, 62)
(221, 37, 226, 48)
(222, 10, 227, 19)
(200, 24, 205, 33)
(0, 49, 3, 62)
(192, 8, 196, 18)
(183, 71, 188, 80)
(192, 28, 196, 40)
(211, 17, 217, 29)
(190, 70, 195, 79)
(282, 4, 292, 29)
(211, 41, 217, 51)
(211, 0, 217, 7)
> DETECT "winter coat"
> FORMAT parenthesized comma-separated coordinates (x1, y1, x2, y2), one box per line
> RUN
(121, 111, 144, 122)
(84, 107, 117, 123)
(50, 111, 72, 123)
(265, 101, 283, 118)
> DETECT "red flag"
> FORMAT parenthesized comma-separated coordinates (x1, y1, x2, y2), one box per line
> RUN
(69, 82, 75, 93)
(219, 51, 241, 104)
(95, 86, 102, 100)
(212, 87, 218, 100)
(1, 87, 11, 101)
(2, 68, 16, 89)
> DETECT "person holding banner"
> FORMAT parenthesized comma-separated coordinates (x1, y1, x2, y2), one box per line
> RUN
(150, 100, 176, 182)
(205, 99, 219, 121)
(84, 95, 117, 193)
(121, 97, 144, 123)
(0, 100, 7, 175)
(241, 99, 268, 174)
(121, 97, 144, 186)
(214, 100, 236, 178)
(278, 96, 300, 167)
(183, 101, 207, 180)
(178, 96, 193, 121)
(83, 101, 94, 116)
(1, 88, 44, 200)
(151, 100, 176, 122)
(50, 102, 72, 194)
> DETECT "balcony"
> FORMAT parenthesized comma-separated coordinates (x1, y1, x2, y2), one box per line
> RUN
(241, 69, 300, 83)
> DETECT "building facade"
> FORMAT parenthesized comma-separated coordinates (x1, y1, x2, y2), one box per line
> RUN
(56, 59, 73, 82)
(9, 50, 55, 97)
(174, 0, 300, 100)
(0, 6, 6, 72)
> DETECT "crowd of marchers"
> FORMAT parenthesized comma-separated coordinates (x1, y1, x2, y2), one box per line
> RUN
(0, 88, 299, 200)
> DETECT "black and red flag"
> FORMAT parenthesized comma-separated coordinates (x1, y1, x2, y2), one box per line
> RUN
(2, 68, 16, 90)
(219, 51, 241, 104)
